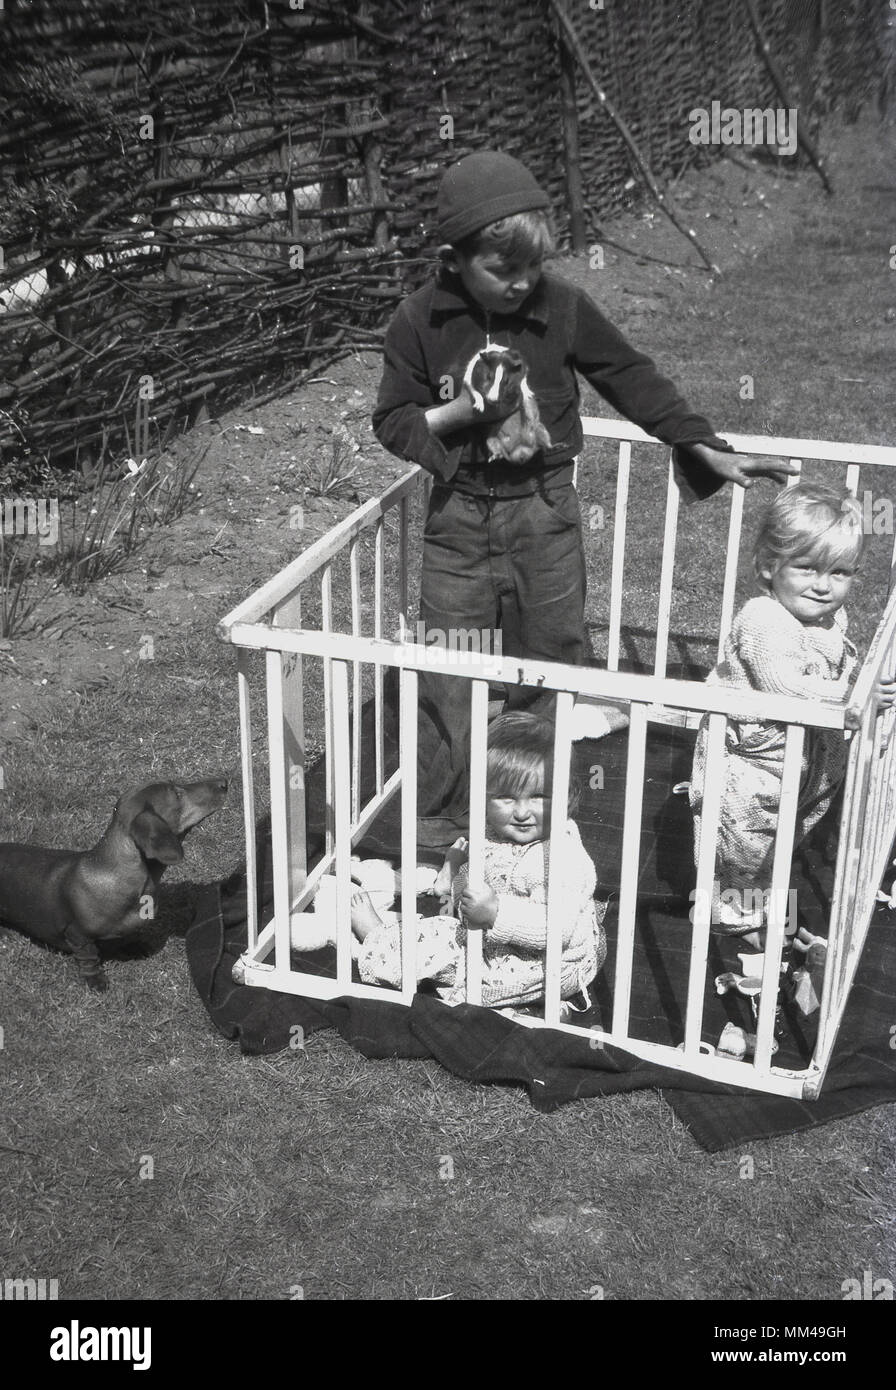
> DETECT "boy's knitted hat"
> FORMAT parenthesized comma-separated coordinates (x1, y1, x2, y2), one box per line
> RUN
(437, 151, 550, 245)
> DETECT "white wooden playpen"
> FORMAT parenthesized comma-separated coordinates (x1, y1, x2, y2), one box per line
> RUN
(219, 418, 896, 1100)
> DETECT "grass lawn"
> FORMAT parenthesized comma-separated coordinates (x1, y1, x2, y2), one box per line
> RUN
(1, 120, 895, 1321)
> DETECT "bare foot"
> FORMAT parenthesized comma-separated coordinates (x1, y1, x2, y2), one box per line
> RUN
(351, 888, 384, 942)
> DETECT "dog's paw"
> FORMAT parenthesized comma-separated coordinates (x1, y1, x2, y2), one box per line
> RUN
(84, 972, 109, 993)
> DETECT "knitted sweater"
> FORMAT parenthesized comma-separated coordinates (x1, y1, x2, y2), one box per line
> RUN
(690, 593, 858, 892)
(706, 595, 858, 718)
(450, 819, 604, 982)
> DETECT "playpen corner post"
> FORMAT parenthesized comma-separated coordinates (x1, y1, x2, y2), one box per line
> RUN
(265, 647, 293, 969)
(273, 595, 309, 906)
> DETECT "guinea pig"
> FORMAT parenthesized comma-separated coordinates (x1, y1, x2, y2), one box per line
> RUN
(462, 344, 552, 464)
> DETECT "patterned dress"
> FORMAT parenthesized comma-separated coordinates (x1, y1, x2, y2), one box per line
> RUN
(689, 595, 857, 931)
(357, 820, 607, 1008)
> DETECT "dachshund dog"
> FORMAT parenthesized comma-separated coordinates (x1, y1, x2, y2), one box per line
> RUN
(0, 776, 228, 989)
(462, 343, 552, 464)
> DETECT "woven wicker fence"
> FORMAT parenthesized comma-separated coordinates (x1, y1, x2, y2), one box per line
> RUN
(0, 0, 887, 472)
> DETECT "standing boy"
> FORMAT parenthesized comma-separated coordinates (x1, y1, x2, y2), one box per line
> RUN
(373, 151, 793, 842)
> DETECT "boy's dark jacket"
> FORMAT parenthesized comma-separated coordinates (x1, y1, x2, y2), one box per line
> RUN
(373, 269, 732, 500)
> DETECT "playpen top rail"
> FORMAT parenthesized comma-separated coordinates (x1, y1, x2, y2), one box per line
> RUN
(580, 418, 896, 468)
(224, 620, 852, 730)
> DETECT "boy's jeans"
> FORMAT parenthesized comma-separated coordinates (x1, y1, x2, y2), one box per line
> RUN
(415, 484, 586, 822)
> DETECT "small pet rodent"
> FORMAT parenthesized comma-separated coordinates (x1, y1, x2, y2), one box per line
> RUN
(463, 344, 552, 464)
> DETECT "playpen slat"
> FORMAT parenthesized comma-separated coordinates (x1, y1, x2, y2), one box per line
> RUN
(321, 564, 335, 857)
(398, 495, 410, 638)
(399, 666, 419, 999)
(879, 656, 896, 844)
(864, 715, 889, 899)
(839, 718, 896, 1035)
(880, 723, 896, 850)
(816, 703, 874, 1066)
(684, 712, 727, 1055)
(350, 538, 362, 823)
(544, 691, 575, 1025)
(653, 456, 680, 679)
(331, 660, 354, 988)
(853, 711, 882, 916)
(374, 517, 384, 794)
(610, 700, 647, 1037)
(753, 724, 803, 1073)
(858, 716, 890, 922)
(265, 648, 293, 973)
(273, 592, 308, 919)
(717, 484, 744, 661)
(465, 680, 488, 1006)
(786, 460, 802, 488)
(815, 715, 862, 1066)
(607, 441, 630, 673)
(871, 623, 896, 859)
(237, 649, 258, 951)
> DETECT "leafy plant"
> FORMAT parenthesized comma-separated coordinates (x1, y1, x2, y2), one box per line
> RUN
(50, 447, 205, 593)
(51, 467, 145, 591)
(302, 424, 360, 498)
(0, 530, 43, 637)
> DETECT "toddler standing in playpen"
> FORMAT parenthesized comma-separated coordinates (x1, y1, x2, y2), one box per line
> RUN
(373, 150, 795, 844)
(349, 713, 606, 1015)
(689, 480, 896, 951)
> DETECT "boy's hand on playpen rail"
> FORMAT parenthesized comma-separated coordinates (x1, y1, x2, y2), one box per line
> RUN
(459, 882, 499, 930)
(688, 443, 800, 489)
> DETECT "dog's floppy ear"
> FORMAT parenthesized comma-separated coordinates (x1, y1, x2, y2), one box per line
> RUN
(128, 808, 184, 864)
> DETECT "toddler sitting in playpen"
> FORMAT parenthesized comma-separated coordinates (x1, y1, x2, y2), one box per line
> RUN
(350, 713, 607, 1014)
(689, 480, 896, 950)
